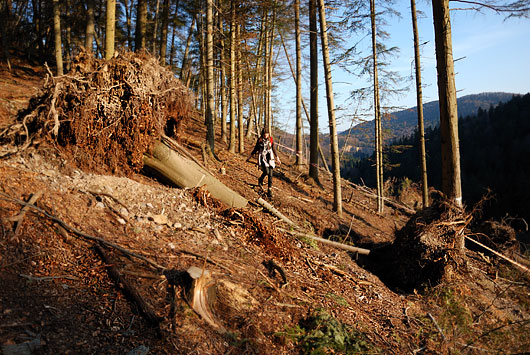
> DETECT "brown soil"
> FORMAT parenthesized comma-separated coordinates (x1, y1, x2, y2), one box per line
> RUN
(1, 55, 529, 354)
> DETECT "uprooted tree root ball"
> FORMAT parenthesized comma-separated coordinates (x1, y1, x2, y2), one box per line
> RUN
(367, 195, 470, 292)
(2, 50, 194, 175)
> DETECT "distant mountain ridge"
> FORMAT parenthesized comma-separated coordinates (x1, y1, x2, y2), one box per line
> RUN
(338, 92, 518, 155)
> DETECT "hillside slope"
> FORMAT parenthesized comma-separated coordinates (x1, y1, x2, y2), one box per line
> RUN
(1, 57, 529, 354)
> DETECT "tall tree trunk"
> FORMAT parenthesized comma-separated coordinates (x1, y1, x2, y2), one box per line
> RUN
(219, 8, 227, 143)
(370, 0, 383, 213)
(135, 0, 147, 51)
(53, 0, 63, 75)
(432, 0, 462, 207)
(228, 0, 236, 153)
(123, 0, 132, 49)
(411, 0, 429, 208)
(152, 0, 161, 54)
(262, 12, 270, 133)
(294, 0, 303, 170)
(33, 0, 43, 60)
(159, 0, 169, 64)
(237, 23, 244, 153)
(179, 16, 195, 84)
(318, 0, 342, 217)
(105, 0, 116, 60)
(64, 0, 72, 71)
(205, 0, 216, 154)
(266, 6, 276, 133)
(280, 31, 329, 173)
(85, 0, 95, 51)
(308, 0, 319, 182)
(0, 1, 11, 71)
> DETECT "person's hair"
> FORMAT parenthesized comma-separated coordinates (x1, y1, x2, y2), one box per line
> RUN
(261, 128, 270, 137)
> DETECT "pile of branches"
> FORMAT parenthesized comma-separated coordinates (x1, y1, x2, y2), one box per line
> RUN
(2, 50, 194, 175)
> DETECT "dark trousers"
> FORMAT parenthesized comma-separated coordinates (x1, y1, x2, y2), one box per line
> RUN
(258, 164, 273, 189)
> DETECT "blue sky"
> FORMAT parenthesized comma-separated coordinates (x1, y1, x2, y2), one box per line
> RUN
(275, 2, 530, 133)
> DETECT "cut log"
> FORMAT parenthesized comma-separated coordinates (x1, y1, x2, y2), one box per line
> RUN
(143, 141, 247, 208)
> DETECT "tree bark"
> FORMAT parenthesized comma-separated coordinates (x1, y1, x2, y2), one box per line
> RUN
(308, 0, 319, 182)
(179, 16, 195, 85)
(152, 0, 161, 54)
(432, 0, 462, 207)
(159, 0, 169, 64)
(135, 0, 147, 51)
(236, 23, 244, 153)
(411, 0, 429, 208)
(0, 1, 11, 71)
(123, 0, 133, 49)
(219, 8, 228, 143)
(370, 0, 384, 213)
(105, 0, 116, 60)
(205, 0, 216, 154)
(318, 0, 342, 217)
(228, 0, 236, 153)
(85, 0, 95, 51)
(294, 0, 303, 170)
(53, 0, 63, 76)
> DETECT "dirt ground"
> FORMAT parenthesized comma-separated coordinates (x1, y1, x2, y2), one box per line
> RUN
(1, 57, 529, 354)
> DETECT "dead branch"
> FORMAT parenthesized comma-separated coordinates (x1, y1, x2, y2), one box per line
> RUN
(256, 198, 296, 227)
(20, 274, 79, 281)
(428, 312, 446, 342)
(10, 190, 43, 236)
(278, 227, 371, 255)
(465, 235, 529, 273)
(94, 244, 162, 333)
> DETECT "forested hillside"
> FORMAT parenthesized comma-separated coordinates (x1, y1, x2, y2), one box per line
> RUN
(345, 93, 530, 222)
(332, 92, 517, 157)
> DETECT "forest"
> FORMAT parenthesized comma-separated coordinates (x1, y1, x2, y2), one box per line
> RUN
(1, 0, 530, 354)
(2, 0, 529, 214)
(344, 93, 530, 225)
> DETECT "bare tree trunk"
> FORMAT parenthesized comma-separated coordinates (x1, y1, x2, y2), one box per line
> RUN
(294, 0, 303, 170)
(432, 0, 462, 207)
(219, 8, 227, 143)
(179, 16, 195, 84)
(370, 0, 383, 213)
(280, 32, 329, 173)
(159, 0, 169, 64)
(32, 0, 43, 60)
(237, 23, 244, 153)
(53, 0, 63, 75)
(0, 1, 11, 71)
(411, 0, 429, 208)
(123, 0, 133, 49)
(205, 0, 216, 154)
(64, 0, 72, 71)
(152, 0, 161, 54)
(105, 0, 116, 60)
(85, 0, 95, 51)
(308, 0, 319, 183)
(266, 6, 276, 133)
(318, 0, 342, 217)
(135, 0, 147, 51)
(228, 0, 236, 153)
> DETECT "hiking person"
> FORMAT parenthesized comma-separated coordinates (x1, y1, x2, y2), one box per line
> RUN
(246, 128, 281, 197)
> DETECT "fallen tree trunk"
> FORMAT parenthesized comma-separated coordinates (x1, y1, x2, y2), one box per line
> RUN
(143, 140, 247, 208)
